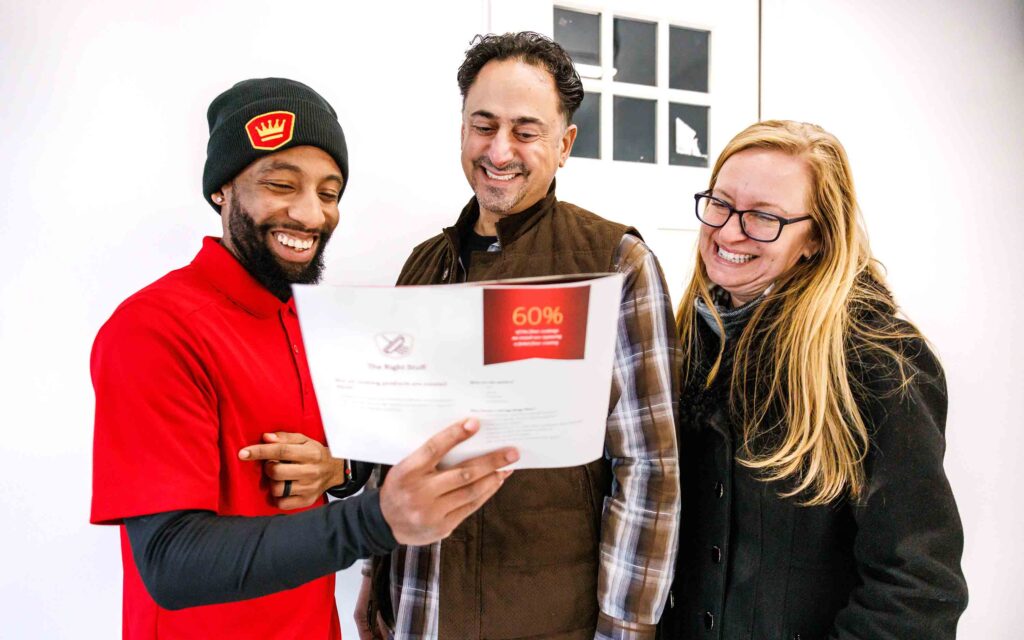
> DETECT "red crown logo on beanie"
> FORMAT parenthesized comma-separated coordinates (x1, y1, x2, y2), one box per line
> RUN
(245, 111, 295, 150)
(204, 78, 349, 211)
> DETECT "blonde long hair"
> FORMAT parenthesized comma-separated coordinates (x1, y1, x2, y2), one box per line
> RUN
(677, 120, 918, 505)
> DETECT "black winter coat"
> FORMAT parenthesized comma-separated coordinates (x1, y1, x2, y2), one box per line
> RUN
(659, 311, 968, 640)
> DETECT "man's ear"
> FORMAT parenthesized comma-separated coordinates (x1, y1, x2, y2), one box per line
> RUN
(215, 184, 233, 240)
(558, 123, 578, 167)
(214, 182, 234, 209)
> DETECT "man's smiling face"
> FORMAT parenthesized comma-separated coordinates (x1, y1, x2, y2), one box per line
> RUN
(213, 145, 343, 299)
(460, 58, 577, 224)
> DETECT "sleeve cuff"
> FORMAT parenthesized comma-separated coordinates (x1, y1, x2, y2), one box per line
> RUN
(327, 460, 375, 499)
(359, 489, 398, 554)
(595, 612, 657, 640)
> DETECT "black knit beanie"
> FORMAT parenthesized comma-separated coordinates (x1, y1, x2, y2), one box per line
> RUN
(202, 77, 349, 213)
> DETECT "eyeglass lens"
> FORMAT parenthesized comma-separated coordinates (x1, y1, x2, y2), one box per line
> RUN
(697, 195, 780, 242)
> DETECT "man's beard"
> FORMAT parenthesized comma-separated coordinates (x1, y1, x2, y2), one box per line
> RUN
(227, 192, 332, 301)
(471, 157, 530, 214)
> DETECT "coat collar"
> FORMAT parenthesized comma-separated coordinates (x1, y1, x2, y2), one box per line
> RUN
(191, 236, 293, 319)
(444, 179, 558, 251)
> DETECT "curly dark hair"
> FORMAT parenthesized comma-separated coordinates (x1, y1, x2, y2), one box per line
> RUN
(457, 32, 584, 124)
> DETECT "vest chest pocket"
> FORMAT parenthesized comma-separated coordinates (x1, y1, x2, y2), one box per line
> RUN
(491, 467, 596, 513)
(486, 466, 603, 569)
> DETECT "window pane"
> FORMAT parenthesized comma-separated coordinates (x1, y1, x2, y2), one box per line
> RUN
(614, 96, 655, 163)
(669, 103, 709, 167)
(554, 8, 601, 66)
(669, 26, 710, 92)
(614, 17, 656, 86)
(571, 92, 601, 159)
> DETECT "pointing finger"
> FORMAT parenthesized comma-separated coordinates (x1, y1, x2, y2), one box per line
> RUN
(238, 442, 309, 462)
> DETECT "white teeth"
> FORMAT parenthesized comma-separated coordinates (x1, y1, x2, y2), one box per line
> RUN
(485, 168, 516, 181)
(718, 246, 754, 263)
(275, 232, 314, 251)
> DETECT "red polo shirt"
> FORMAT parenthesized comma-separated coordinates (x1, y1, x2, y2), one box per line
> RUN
(90, 237, 340, 640)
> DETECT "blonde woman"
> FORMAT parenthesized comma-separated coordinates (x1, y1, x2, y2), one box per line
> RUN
(659, 121, 967, 639)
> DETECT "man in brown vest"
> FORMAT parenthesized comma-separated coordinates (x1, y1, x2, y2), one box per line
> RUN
(359, 32, 681, 640)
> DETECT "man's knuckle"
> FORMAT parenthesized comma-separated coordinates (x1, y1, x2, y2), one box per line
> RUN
(404, 514, 420, 530)
(425, 441, 439, 459)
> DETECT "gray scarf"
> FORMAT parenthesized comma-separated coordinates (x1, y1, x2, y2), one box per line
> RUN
(694, 286, 765, 339)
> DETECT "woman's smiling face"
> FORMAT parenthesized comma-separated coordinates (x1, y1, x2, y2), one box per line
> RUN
(699, 148, 820, 307)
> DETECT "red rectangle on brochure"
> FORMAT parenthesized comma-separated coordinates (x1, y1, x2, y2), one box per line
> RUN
(482, 285, 590, 365)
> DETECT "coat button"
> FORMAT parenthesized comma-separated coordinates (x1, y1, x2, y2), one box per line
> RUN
(715, 482, 724, 498)
(711, 545, 722, 563)
(703, 611, 715, 630)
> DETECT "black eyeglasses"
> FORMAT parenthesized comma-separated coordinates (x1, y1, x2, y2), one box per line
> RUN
(694, 190, 813, 243)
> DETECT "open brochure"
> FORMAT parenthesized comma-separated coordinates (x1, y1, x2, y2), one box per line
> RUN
(292, 273, 622, 469)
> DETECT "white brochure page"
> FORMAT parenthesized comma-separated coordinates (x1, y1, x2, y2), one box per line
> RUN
(293, 274, 623, 469)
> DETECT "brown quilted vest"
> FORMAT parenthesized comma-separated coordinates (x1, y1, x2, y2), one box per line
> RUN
(372, 186, 638, 639)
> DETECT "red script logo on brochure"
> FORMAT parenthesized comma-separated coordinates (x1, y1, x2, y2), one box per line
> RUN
(375, 332, 413, 358)
(482, 285, 590, 365)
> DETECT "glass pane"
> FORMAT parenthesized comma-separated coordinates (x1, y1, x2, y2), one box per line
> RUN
(614, 96, 656, 163)
(614, 17, 656, 86)
(571, 92, 601, 159)
(554, 7, 601, 66)
(669, 26, 710, 92)
(669, 103, 709, 167)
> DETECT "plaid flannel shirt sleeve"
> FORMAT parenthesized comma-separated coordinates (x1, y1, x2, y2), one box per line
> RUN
(595, 234, 682, 640)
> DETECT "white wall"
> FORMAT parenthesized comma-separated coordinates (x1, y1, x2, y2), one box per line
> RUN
(762, 0, 1024, 636)
(1, 0, 1021, 637)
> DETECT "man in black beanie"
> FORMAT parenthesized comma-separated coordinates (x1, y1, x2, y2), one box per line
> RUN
(89, 77, 517, 640)
(201, 77, 351, 301)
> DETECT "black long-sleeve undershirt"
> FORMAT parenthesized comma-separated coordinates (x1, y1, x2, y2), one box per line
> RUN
(124, 489, 395, 610)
